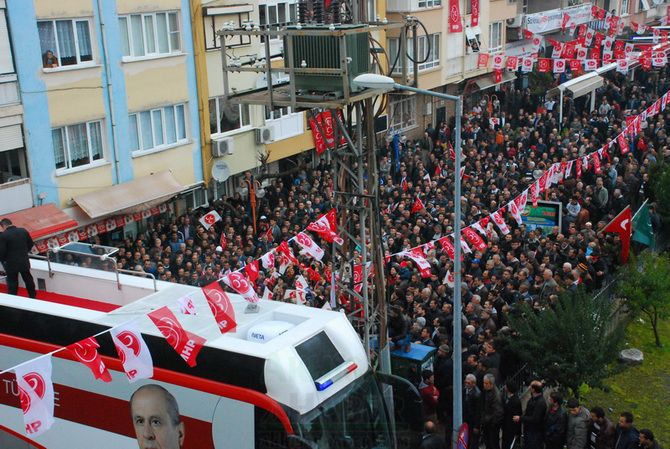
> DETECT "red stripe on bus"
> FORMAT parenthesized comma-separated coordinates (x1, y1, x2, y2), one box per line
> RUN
(0, 333, 294, 435)
(0, 285, 119, 312)
(0, 424, 48, 449)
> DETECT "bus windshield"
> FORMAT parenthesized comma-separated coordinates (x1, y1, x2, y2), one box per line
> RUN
(296, 372, 392, 449)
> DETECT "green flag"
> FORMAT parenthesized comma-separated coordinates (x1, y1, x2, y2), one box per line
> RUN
(632, 202, 655, 247)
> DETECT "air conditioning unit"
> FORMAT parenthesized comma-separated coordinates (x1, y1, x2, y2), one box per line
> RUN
(506, 15, 524, 27)
(212, 137, 234, 157)
(255, 126, 274, 144)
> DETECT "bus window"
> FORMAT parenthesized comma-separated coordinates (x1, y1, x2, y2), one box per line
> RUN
(0, 426, 46, 449)
(255, 407, 288, 449)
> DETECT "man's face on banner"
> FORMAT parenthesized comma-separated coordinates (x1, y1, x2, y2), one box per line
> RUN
(131, 388, 185, 449)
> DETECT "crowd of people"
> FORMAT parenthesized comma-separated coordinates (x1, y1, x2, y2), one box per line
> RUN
(91, 64, 667, 447)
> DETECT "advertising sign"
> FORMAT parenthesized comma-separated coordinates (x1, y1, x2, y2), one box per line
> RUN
(521, 200, 562, 234)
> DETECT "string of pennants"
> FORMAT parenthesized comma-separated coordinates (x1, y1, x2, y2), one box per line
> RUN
(383, 87, 670, 285)
(0, 205, 346, 436)
(474, 5, 670, 82)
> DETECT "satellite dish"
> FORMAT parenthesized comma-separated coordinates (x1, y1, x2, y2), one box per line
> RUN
(211, 160, 231, 182)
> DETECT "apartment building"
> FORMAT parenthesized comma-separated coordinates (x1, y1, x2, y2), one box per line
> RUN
(385, 0, 516, 135)
(0, 0, 30, 216)
(4, 0, 203, 246)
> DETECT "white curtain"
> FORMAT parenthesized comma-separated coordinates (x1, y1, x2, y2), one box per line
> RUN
(56, 20, 76, 64)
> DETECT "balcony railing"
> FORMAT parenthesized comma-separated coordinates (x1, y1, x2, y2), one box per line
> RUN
(0, 178, 33, 215)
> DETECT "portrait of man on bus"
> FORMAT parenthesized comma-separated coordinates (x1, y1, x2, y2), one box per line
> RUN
(130, 384, 185, 449)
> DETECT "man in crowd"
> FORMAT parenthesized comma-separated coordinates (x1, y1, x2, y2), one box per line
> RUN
(0, 218, 36, 298)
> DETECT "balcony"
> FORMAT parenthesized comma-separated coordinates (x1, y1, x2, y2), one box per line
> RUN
(0, 178, 33, 215)
(0, 74, 19, 106)
(387, 0, 442, 12)
(444, 53, 487, 80)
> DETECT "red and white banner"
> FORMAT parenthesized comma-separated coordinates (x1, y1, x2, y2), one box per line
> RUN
(530, 181, 539, 207)
(177, 294, 197, 315)
(295, 232, 325, 261)
(244, 260, 260, 282)
(478, 52, 489, 69)
(148, 306, 206, 367)
(261, 251, 275, 270)
(603, 206, 632, 263)
(508, 200, 523, 226)
(584, 59, 598, 71)
(506, 56, 518, 71)
(491, 210, 510, 235)
(411, 196, 425, 213)
(553, 59, 566, 73)
(448, 0, 462, 32)
(223, 271, 260, 303)
(309, 113, 327, 155)
(462, 227, 487, 252)
(438, 236, 456, 261)
(307, 209, 344, 245)
(262, 286, 274, 301)
(538, 58, 551, 72)
(522, 57, 534, 72)
(471, 0, 479, 26)
(277, 241, 300, 266)
(67, 337, 112, 382)
(14, 356, 55, 436)
(199, 210, 221, 230)
(460, 236, 472, 254)
(110, 322, 154, 382)
(403, 248, 433, 278)
(202, 280, 237, 333)
(618, 133, 629, 155)
(492, 54, 505, 70)
(444, 270, 455, 288)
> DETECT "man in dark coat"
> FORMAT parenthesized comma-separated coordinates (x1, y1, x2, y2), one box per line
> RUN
(502, 380, 522, 449)
(544, 392, 567, 449)
(419, 420, 449, 449)
(520, 380, 547, 449)
(589, 407, 616, 449)
(481, 373, 504, 449)
(614, 412, 639, 449)
(463, 373, 482, 449)
(0, 218, 36, 298)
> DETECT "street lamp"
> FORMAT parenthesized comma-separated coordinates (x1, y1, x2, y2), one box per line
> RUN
(353, 73, 464, 447)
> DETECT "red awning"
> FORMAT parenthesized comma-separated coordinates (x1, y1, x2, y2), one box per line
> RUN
(2, 204, 79, 240)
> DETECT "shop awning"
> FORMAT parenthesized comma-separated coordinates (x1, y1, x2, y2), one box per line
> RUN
(72, 171, 185, 220)
(2, 204, 79, 240)
(547, 73, 604, 99)
(474, 71, 517, 91)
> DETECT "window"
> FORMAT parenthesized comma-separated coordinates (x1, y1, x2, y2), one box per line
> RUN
(489, 21, 503, 53)
(620, 0, 629, 14)
(258, 1, 298, 41)
(209, 97, 251, 134)
(465, 0, 472, 14)
(119, 11, 181, 58)
(38, 19, 93, 68)
(418, 0, 442, 7)
(52, 121, 103, 170)
(129, 104, 187, 154)
(388, 34, 441, 73)
(265, 105, 291, 120)
(388, 94, 417, 133)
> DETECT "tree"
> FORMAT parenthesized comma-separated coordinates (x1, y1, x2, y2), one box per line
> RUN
(617, 252, 670, 347)
(505, 289, 624, 397)
(649, 161, 670, 222)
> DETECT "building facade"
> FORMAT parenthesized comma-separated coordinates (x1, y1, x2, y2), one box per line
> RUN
(6, 0, 203, 215)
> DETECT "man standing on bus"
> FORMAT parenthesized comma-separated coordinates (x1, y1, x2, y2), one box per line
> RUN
(0, 218, 36, 298)
(130, 384, 185, 449)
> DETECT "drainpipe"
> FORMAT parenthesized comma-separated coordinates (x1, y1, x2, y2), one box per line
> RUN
(95, 0, 121, 185)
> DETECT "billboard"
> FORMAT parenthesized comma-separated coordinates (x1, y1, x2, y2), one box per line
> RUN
(521, 201, 562, 234)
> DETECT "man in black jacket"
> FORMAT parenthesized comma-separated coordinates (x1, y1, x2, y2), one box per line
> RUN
(0, 218, 36, 298)
(502, 380, 522, 449)
(482, 373, 504, 449)
(519, 380, 547, 449)
(463, 373, 482, 449)
(615, 412, 639, 449)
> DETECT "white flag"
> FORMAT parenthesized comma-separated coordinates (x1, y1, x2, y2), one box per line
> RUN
(262, 286, 274, 301)
(508, 200, 523, 226)
(223, 271, 260, 303)
(177, 294, 197, 315)
(443, 270, 455, 288)
(15, 355, 55, 436)
(294, 232, 325, 261)
(198, 210, 221, 230)
(295, 274, 311, 292)
(110, 322, 154, 383)
(460, 236, 472, 254)
(260, 251, 275, 270)
(491, 210, 510, 235)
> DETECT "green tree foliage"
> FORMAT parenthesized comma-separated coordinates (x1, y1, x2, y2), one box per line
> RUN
(505, 290, 624, 397)
(617, 252, 670, 348)
(648, 161, 670, 219)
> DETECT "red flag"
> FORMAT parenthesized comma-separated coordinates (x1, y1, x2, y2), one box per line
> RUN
(530, 181, 539, 207)
(307, 209, 344, 245)
(493, 69, 503, 83)
(295, 232, 325, 261)
(277, 240, 299, 266)
(617, 133, 629, 155)
(223, 271, 260, 303)
(463, 227, 487, 252)
(592, 152, 601, 174)
(148, 306, 206, 367)
(320, 110, 337, 149)
(506, 56, 518, 71)
(538, 58, 551, 72)
(491, 210, 511, 235)
(219, 231, 228, 251)
(309, 115, 327, 155)
(603, 206, 632, 263)
(202, 280, 237, 333)
(411, 196, 425, 213)
(569, 59, 581, 72)
(244, 260, 260, 282)
(404, 248, 433, 278)
(471, 0, 479, 26)
(448, 0, 462, 32)
(67, 337, 112, 382)
(438, 236, 456, 261)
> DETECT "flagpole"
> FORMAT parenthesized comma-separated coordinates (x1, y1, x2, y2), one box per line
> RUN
(632, 198, 649, 222)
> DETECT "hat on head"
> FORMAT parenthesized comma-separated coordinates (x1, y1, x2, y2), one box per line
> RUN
(439, 344, 451, 353)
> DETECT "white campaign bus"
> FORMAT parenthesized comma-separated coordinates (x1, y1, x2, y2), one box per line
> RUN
(0, 255, 422, 449)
